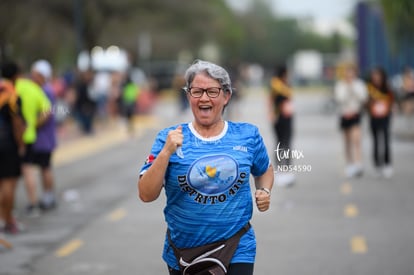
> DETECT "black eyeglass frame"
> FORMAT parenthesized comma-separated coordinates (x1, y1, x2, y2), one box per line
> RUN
(185, 87, 223, 98)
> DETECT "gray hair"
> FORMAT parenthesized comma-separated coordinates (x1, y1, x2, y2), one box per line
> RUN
(184, 60, 232, 94)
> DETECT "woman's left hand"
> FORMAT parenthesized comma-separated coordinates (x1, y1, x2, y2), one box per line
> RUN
(255, 190, 271, 212)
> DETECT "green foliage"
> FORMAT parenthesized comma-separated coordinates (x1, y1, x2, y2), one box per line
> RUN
(378, 0, 414, 50)
(236, 0, 345, 68)
(0, 0, 348, 71)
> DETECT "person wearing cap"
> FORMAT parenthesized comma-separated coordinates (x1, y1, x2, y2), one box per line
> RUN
(15, 60, 53, 216)
(0, 62, 26, 235)
(138, 60, 274, 275)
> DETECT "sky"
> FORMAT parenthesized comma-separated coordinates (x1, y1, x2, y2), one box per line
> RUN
(226, 0, 359, 37)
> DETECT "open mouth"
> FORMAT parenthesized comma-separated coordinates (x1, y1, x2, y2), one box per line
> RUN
(199, 105, 212, 113)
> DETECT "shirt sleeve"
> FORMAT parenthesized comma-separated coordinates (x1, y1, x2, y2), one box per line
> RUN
(357, 81, 368, 102)
(334, 82, 346, 103)
(139, 128, 168, 175)
(251, 126, 271, 177)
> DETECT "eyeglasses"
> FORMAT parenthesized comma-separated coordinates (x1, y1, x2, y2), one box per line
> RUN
(187, 87, 222, 98)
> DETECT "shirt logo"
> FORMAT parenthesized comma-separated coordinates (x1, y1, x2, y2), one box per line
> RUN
(233, 145, 247, 152)
(187, 155, 238, 195)
(145, 154, 155, 165)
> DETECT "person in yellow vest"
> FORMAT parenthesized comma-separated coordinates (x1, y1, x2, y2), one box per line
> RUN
(366, 67, 394, 178)
(15, 63, 52, 216)
(268, 64, 295, 187)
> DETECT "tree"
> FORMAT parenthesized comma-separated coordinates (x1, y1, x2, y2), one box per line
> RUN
(1, 0, 348, 73)
(378, 0, 414, 51)
(1, 0, 242, 67)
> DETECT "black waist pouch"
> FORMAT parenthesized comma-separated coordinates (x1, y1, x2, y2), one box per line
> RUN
(167, 223, 251, 275)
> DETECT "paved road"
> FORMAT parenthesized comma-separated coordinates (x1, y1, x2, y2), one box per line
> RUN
(1, 87, 413, 275)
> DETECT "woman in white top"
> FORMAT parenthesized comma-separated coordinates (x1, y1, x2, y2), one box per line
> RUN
(334, 65, 368, 178)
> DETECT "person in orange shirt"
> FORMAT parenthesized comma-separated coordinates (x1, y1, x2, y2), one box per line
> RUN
(366, 67, 394, 178)
(0, 62, 26, 235)
(268, 64, 295, 186)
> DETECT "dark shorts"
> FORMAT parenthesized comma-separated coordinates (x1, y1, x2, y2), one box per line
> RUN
(340, 113, 361, 130)
(23, 144, 52, 168)
(122, 102, 135, 119)
(0, 150, 21, 179)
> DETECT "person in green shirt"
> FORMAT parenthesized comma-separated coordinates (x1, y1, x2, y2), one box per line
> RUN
(16, 78, 51, 144)
(121, 76, 140, 134)
(16, 67, 51, 216)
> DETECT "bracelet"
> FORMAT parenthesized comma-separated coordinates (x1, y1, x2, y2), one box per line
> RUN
(258, 187, 271, 195)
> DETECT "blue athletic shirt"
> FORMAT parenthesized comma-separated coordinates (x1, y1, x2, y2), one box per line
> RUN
(139, 121, 271, 270)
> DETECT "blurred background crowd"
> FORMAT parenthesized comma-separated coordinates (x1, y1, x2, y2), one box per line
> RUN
(0, 0, 413, 135)
(0, 0, 413, 253)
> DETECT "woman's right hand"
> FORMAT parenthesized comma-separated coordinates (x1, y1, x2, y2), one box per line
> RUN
(164, 125, 183, 155)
